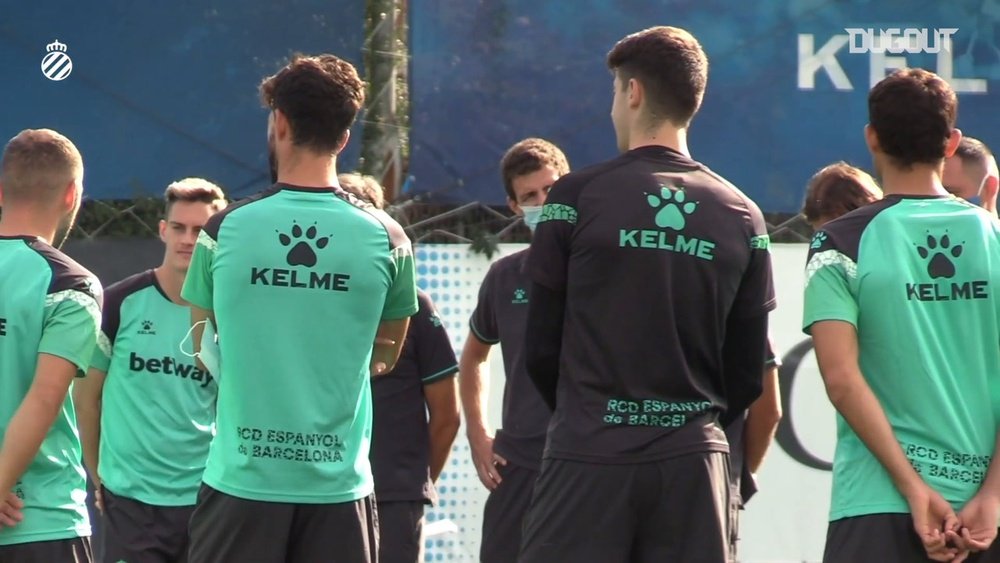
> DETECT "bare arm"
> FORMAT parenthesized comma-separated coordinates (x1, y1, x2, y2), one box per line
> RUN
(744, 364, 781, 473)
(372, 318, 410, 376)
(73, 368, 106, 486)
(0, 354, 79, 495)
(459, 333, 503, 489)
(946, 430, 1000, 557)
(459, 334, 492, 440)
(812, 320, 959, 561)
(424, 377, 461, 481)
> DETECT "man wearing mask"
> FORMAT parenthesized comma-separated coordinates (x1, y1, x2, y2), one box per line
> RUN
(458, 137, 569, 562)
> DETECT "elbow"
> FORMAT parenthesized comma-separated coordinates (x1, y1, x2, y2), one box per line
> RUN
(761, 404, 782, 432)
(821, 369, 856, 409)
(431, 411, 462, 440)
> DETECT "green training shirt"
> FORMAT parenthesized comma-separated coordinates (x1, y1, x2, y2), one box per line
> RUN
(91, 269, 216, 506)
(181, 184, 418, 504)
(0, 235, 102, 545)
(803, 195, 1000, 521)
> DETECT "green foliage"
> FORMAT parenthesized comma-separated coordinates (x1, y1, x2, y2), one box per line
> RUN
(468, 230, 501, 259)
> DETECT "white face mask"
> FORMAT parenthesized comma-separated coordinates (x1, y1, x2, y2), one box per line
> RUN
(521, 205, 544, 233)
(179, 319, 221, 380)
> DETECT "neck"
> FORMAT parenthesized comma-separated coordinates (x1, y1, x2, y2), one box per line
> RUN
(879, 161, 949, 197)
(154, 265, 187, 305)
(0, 207, 58, 244)
(628, 122, 690, 156)
(277, 150, 340, 189)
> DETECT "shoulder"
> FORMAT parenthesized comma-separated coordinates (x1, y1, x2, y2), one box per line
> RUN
(487, 248, 529, 277)
(202, 184, 284, 239)
(547, 155, 634, 206)
(27, 239, 102, 303)
(103, 270, 156, 312)
(809, 198, 902, 262)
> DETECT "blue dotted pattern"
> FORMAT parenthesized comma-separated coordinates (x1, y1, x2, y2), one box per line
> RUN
(416, 244, 529, 561)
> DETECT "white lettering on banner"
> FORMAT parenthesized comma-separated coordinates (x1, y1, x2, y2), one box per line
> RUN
(845, 28, 957, 54)
(797, 33, 988, 93)
(417, 243, 833, 562)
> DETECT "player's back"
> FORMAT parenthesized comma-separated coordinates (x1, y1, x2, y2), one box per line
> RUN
(533, 146, 774, 463)
(190, 184, 415, 504)
(806, 195, 1000, 518)
(0, 235, 100, 545)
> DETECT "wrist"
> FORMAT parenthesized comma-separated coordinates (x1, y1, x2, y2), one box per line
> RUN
(896, 473, 927, 499)
(466, 425, 489, 441)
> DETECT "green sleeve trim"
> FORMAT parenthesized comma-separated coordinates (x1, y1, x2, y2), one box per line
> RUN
(538, 203, 578, 225)
(469, 319, 499, 345)
(422, 365, 459, 384)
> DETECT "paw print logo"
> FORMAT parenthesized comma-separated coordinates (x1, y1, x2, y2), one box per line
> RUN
(811, 232, 828, 249)
(916, 233, 963, 279)
(512, 288, 529, 304)
(141, 320, 153, 331)
(647, 186, 697, 231)
(277, 223, 330, 268)
(514, 288, 526, 300)
(13, 485, 24, 501)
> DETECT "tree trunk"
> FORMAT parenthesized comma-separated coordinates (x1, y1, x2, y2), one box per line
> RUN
(360, 0, 405, 202)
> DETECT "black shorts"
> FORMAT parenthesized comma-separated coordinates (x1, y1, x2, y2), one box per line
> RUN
(376, 500, 424, 563)
(101, 485, 194, 563)
(187, 484, 379, 563)
(825, 513, 1000, 563)
(0, 537, 93, 563)
(519, 452, 730, 563)
(727, 491, 742, 563)
(481, 462, 538, 563)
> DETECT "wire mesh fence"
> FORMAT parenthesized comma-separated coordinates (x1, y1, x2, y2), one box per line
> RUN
(70, 196, 814, 253)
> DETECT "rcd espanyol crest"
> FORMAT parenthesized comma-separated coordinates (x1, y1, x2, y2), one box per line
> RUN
(41, 40, 72, 81)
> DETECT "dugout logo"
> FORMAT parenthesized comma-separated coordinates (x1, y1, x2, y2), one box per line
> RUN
(41, 40, 72, 81)
(618, 183, 716, 261)
(907, 231, 987, 302)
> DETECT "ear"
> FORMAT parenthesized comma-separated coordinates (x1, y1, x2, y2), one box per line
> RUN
(159, 219, 168, 242)
(507, 197, 522, 216)
(943, 128, 962, 158)
(274, 109, 290, 141)
(334, 129, 351, 155)
(63, 178, 78, 209)
(627, 77, 643, 110)
(864, 124, 880, 154)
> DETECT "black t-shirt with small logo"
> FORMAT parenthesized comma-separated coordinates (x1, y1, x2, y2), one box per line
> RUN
(470, 249, 552, 470)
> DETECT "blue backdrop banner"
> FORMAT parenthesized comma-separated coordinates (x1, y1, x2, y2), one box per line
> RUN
(409, 0, 1000, 211)
(1, 1, 363, 200)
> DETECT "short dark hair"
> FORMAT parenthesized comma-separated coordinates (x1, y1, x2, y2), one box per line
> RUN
(0, 128, 83, 205)
(802, 162, 882, 224)
(259, 53, 365, 153)
(606, 26, 708, 127)
(499, 138, 570, 200)
(338, 173, 385, 209)
(954, 136, 992, 165)
(164, 178, 227, 217)
(868, 68, 957, 168)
